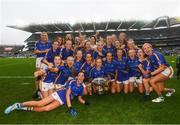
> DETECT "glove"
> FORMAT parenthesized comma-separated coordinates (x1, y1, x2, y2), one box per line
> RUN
(84, 101, 90, 106)
(68, 107, 77, 117)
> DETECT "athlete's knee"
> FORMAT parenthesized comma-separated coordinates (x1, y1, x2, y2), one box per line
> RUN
(124, 89, 128, 94)
(150, 79, 155, 85)
(129, 89, 134, 93)
(160, 87, 165, 92)
(111, 90, 116, 94)
(43, 107, 51, 112)
(129, 86, 134, 93)
(36, 101, 44, 107)
(139, 89, 143, 94)
(117, 89, 121, 93)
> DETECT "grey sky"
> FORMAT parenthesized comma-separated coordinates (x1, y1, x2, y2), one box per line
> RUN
(0, 0, 180, 45)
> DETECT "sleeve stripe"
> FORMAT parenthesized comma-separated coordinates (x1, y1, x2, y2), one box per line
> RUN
(153, 53, 161, 65)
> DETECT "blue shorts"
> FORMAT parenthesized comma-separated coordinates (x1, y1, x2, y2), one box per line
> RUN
(117, 72, 129, 81)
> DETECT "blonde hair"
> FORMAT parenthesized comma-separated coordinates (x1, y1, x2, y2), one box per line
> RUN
(142, 43, 152, 49)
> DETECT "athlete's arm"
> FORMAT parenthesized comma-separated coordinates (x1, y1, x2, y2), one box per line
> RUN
(34, 49, 49, 54)
(78, 96, 85, 104)
(66, 89, 72, 108)
(138, 64, 148, 75)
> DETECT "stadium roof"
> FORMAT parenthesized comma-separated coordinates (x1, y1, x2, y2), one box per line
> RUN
(7, 16, 180, 34)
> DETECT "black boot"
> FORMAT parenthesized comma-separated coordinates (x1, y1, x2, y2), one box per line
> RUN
(32, 89, 40, 99)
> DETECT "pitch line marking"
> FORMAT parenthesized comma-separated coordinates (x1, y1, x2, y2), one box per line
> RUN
(0, 76, 34, 78)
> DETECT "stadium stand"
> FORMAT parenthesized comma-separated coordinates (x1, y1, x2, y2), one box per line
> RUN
(0, 45, 24, 57)
(7, 16, 180, 53)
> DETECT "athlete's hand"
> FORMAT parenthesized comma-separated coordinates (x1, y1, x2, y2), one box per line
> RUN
(95, 31, 99, 36)
(121, 45, 125, 49)
(34, 71, 39, 78)
(102, 58, 106, 61)
(45, 49, 49, 53)
(138, 64, 142, 68)
(48, 63, 53, 68)
(68, 107, 77, 117)
(151, 71, 155, 76)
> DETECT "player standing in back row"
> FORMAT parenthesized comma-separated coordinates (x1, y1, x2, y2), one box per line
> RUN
(33, 32, 51, 98)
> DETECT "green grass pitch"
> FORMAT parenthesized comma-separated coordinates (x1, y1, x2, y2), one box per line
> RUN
(0, 56, 180, 124)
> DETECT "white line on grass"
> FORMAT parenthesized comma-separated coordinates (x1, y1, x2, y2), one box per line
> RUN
(21, 82, 32, 85)
(0, 76, 34, 78)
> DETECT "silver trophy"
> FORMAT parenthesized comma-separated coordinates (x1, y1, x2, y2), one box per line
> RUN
(92, 77, 106, 95)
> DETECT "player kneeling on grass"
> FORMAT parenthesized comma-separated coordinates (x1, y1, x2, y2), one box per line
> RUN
(34, 56, 63, 98)
(143, 43, 175, 103)
(127, 49, 144, 94)
(4, 71, 90, 117)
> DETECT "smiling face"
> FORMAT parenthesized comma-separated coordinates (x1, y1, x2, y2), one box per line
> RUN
(127, 39, 135, 50)
(95, 58, 102, 68)
(76, 50, 83, 60)
(97, 41, 104, 51)
(85, 41, 91, 50)
(119, 32, 126, 41)
(106, 52, 113, 62)
(77, 72, 85, 84)
(114, 40, 120, 49)
(67, 56, 74, 67)
(112, 34, 117, 42)
(65, 40, 72, 50)
(106, 36, 113, 45)
(56, 37, 63, 45)
(137, 49, 144, 59)
(143, 43, 153, 56)
(128, 49, 136, 58)
(66, 34, 72, 40)
(117, 49, 123, 58)
(40, 32, 48, 42)
(52, 41, 59, 50)
(54, 56, 61, 65)
(86, 53, 92, 62)
(90, 36, 96, 45)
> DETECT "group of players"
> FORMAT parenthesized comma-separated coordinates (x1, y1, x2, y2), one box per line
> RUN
(4, 31, 175, 116)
